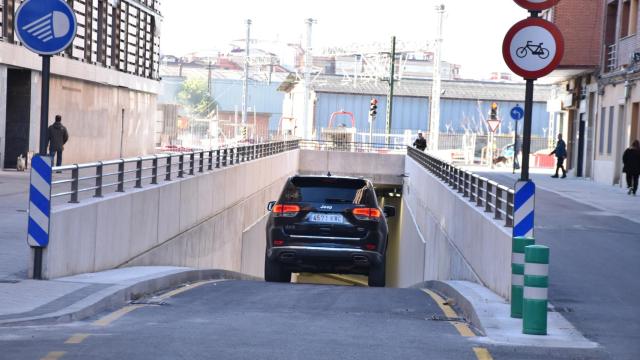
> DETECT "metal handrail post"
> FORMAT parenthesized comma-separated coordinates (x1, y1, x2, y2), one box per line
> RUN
(94, 162, 103, 198)
(495, 187, 503, 220)
(135, 158, 143, 188)
(151, 156, 158, 185)
(229, 148, 234, 165)
(165, 156, 172, 181)
(216, 149, 221, 168)
(117, 161, 125, 192)
(485, 182, 492, 212)
(70, 166, 79, 203)
(178, 154, 184, 178)
(208, 150, 213, 170)
(189, 152, 195, 175)
(199, 151, 204, 173)
(506, 191, 515, 227)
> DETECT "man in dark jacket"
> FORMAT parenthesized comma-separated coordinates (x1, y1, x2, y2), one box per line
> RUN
(550, 133, 567, 178)
(47, 115, 69, 167)
(413, 132, 427, 151)
(622, 139, 640, 196)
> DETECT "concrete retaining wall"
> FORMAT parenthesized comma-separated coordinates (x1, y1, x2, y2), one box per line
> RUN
(299, 150, 405, 185)
(396, 157, 512, 299)
(41, 150, 298, 279)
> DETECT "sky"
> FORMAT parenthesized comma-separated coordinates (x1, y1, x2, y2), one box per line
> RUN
(161, 0, 531, 79)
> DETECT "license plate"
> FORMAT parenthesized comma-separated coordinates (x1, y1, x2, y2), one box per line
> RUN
(308, 213, 344, 224)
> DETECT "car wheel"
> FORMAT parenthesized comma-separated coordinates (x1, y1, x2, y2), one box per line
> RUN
(264, 254, 291, 283)
(368, 259, 386, 287)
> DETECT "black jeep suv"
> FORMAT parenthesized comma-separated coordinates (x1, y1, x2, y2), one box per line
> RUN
(265, 175, 395, 287)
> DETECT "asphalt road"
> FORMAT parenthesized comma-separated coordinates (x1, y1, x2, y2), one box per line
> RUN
(477, 172, 640, 360)
(0, 280, 606, 360)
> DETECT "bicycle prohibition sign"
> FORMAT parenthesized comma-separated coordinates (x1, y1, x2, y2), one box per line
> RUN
(516, 41, 549, 59)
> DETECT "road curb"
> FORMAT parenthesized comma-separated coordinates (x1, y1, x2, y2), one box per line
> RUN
(0, 269, 260, 327)
(413, 280, 486, 336)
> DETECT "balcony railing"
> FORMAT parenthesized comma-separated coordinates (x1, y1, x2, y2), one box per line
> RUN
(607, 43, 617, 72)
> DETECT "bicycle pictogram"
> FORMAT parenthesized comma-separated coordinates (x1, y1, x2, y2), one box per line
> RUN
(516, 41, 550, 59)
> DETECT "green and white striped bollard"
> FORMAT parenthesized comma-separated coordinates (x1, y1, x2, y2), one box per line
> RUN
(523, 245, 549, 335)
(511, 236, 535, 318)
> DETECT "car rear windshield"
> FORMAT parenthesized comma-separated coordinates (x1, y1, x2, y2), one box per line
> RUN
(279, 177, 374, 205)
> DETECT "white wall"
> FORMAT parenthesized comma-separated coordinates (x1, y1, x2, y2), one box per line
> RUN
(40, 149, 299, 279)
(299, 150, 405, 185)
(396, 157, 512, 299)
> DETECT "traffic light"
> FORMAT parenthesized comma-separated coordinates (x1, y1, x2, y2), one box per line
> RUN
(369, 98, 378, 118)
(241, 126, 247, 139)
(490, 102, 498, 120)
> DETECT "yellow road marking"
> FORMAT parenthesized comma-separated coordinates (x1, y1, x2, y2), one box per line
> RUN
(64, 333, 91, 344)
(421, 288, 476, 337)
(93, 305, 145, 326)
(93, 280, 222, 327)
(155, 280, 221, 301)
(473, 347, 494, 360)
(41, 351, 66, 360)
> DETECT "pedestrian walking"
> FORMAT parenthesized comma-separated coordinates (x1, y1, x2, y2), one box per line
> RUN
(413, 132, 427, 151)
(47, 115, 69, 167)
(549, 133, 567, 178)
(622, 139, 640, 196)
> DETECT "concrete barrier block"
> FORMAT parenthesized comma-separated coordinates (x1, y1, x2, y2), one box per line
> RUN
(241, 214, 268, 278)
(157, 182, 181, 243)
(45, 204, 98, 279)
(179, 177, 199, 232)
(94, 195, 133, 272)
(129, 188, 160, 259)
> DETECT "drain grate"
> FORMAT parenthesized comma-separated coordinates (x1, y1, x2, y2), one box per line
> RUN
(549, 306, 573, 313)
(130, 298, 169, 306)
(427, 314, 467, 322)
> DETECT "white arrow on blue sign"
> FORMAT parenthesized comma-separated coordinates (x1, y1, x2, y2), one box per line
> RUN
(511, 105, 524, 121)
(15, 0, 77, 55)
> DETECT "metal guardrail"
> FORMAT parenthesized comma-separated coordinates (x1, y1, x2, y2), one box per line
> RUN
(299, 140, 407, 153)
(408, 147, 514, 228)
(51, 140, 300, 204)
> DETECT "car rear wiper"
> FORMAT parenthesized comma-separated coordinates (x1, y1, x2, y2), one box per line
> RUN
(323, 198, 354, 204)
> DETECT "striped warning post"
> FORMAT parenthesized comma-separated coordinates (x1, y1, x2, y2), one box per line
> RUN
(523, 245, 549, 335)
(514, 180, 535, 238)
(511, 236, 535, 318)
(27, 155, 53, 248)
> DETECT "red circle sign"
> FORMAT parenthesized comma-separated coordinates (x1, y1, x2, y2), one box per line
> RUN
(502, 17, 564, 80)
(513, 0, 560, 11)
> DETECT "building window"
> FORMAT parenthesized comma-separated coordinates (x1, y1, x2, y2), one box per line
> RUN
(599, 107, 606, 155)
(607, 106, 615, 155)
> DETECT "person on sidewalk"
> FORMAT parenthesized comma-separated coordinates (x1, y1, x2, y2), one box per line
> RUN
(413, 132, 427, 151)
(47, 115, 69, 167)
(622, 139, 640, 196)
(549, 133, 567, 178)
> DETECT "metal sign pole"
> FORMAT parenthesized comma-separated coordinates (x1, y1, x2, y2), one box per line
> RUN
(33, 55, 51, 280)
(520, 79, 534, 181)
(513, 116, 519, 174)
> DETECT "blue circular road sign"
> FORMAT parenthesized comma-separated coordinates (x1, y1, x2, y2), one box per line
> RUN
(15, 0, 77, 55)
(511, 105, 524, 121)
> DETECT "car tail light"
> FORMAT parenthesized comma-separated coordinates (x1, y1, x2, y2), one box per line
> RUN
(273, 239, 285, 246)
(272, 204, 300, 217)
(364, 244, 377, 251)
(352, 207, 381, 220)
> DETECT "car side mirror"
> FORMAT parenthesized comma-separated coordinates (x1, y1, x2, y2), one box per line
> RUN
(267, 201, 276, 212)
(383, 205, 396, 218)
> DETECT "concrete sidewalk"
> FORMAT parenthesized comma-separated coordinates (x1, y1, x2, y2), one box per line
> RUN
(0, 170, 30, 281)
(0, 266, 256, 326)
(461, 165, 640, 225)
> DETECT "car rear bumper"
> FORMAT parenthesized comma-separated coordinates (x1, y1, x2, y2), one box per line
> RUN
(267, 246, 384, 273)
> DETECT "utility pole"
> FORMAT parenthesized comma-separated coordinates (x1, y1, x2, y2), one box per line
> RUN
(303, 18, 316, 140)
(241, 19, 251, 139)
(385, 36, 396, 145)
(429, 4, 445, 152)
